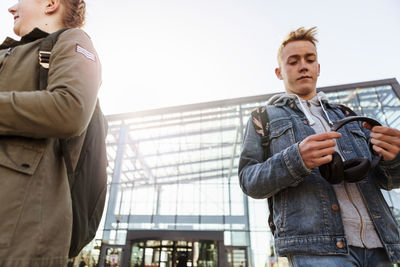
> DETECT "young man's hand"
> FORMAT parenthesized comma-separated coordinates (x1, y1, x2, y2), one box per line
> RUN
(363, 123, 400, 161)
(298, 132, 342, 169)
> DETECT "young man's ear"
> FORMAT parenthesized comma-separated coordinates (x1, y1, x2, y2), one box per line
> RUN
(275, 67, 283, 80)
(45, 0, 61, 14)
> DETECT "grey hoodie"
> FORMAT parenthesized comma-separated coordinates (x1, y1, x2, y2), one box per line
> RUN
(268, 91, 382, 248)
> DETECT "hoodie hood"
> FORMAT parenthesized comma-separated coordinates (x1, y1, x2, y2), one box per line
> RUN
(266, 91, 333, 126)
(266, 91, 329, 105)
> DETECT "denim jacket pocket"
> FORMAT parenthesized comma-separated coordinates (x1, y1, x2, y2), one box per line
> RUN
(269, 120, 295, 154)
(0, 141, 45, 247)
(347, 127, 371, 159)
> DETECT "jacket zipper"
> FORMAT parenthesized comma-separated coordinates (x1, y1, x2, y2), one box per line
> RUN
(306, 101, 328, 132)
(344, 183, 366, 247)
(0, 47, 13, 74)
(306, 101, 367, 247)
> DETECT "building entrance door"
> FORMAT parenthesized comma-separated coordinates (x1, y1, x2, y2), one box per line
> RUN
(130, 239, 219, 267)
(122, 230, 225, 267)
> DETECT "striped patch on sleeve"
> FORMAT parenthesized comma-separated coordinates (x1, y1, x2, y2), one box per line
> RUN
(76, 44, 96, 61)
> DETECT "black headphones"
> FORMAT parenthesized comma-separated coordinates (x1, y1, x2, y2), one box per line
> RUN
(319, 116, 382, 184)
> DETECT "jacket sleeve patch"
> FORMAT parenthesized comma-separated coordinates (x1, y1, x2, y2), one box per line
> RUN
(76, 44, 96, 62)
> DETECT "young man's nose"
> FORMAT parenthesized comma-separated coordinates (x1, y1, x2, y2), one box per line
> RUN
(8, 4, 17, 15)
(299, 59, 308, 72)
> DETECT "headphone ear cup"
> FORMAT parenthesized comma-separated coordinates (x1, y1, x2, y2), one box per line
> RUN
(343, 158, 371, 183)
(319, 152, 344, 184)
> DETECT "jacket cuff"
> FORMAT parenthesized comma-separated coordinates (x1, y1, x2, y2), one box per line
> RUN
(379, 152, 400, 169)
(283, 143, 312, 181)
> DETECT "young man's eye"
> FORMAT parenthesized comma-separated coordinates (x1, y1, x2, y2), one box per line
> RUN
(289, 61, 297, 65)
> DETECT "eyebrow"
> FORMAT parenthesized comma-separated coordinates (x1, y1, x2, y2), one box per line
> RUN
(287, 53, 316, 61)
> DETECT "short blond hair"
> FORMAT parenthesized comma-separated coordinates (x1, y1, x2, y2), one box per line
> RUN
(277, 26, 318, 65)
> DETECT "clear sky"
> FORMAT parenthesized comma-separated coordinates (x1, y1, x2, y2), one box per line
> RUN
(1, 0, 399, 115)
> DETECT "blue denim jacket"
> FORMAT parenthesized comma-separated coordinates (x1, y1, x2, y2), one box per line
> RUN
(238, 98, 400, 262)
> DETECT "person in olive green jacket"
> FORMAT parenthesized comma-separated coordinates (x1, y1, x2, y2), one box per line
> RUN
(0, 0, 101, 266)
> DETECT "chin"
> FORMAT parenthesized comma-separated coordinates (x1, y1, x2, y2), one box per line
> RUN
(294, 87, 316, 97)
(299, 83, 316, 92)
(13, 27, 21, 37)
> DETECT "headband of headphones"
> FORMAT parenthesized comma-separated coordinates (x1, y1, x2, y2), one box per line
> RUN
(331, 116, 381, 131)
(331, 115, 382, 168)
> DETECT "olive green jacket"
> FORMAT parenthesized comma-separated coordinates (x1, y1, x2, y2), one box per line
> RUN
(0, 28, 101, 267)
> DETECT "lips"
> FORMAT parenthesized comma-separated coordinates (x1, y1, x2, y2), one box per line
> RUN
(12, 16, 19, 25)
(297, 76, 312, 80)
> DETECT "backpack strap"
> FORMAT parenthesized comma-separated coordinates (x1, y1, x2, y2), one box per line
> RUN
(38, 28, 74, 174)
(250, 106, 271, 159)
(38, 28, 70, 90)
(250, 106, 276, 235)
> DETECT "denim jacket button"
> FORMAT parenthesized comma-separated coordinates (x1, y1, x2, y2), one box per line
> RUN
(303, 120, 308, 125)
(336, 241, 344, 249)
(332, 204, 339, 211)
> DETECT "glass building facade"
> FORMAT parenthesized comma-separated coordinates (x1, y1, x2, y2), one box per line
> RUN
(96, 78, 400, 267)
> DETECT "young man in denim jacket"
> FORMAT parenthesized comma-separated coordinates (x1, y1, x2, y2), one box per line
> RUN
(239, 27, 400, 266)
